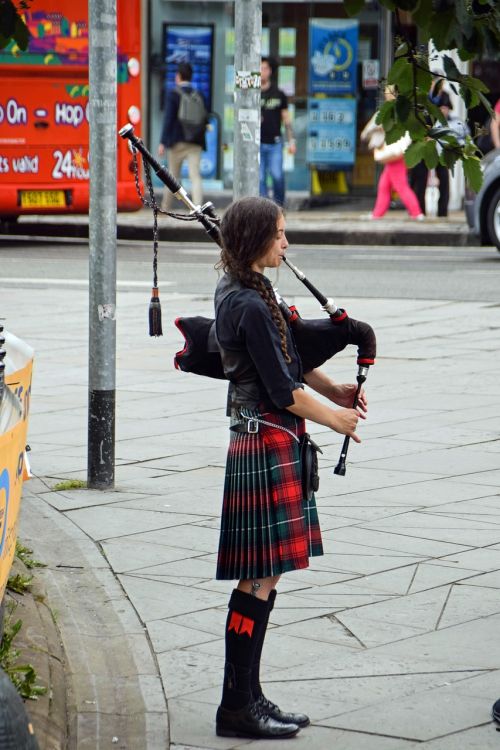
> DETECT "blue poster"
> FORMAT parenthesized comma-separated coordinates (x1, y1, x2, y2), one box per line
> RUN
(306, 98, 357, 166)
(163, 24, 214, 111)
(309, 19, 359, 95)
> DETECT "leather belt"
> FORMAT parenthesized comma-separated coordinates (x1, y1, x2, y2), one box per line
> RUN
(230, 419, 259, 434)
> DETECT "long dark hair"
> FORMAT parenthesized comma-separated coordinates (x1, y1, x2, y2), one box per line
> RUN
(217, 196, 291, 362)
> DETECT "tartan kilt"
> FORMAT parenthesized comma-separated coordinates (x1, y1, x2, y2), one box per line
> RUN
(216, 409, 324, 580)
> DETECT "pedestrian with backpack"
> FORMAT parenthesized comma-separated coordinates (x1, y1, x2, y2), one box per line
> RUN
(158, 61, 208, 211)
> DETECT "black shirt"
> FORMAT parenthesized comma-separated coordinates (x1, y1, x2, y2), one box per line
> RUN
(261, 86, 288, 144)
(214, 273, 303, 412)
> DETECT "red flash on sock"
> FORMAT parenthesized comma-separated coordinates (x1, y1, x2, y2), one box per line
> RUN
(228, 611, 254, 637)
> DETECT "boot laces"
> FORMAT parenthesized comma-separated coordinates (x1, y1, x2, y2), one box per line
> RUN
(250, 698, 271, 722)
(257, 694, 279, 714)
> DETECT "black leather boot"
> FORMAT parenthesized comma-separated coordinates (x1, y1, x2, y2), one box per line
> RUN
(216, 700, 300, 739)
(250, 590, 310, 729)
(255, 693, 310, 728)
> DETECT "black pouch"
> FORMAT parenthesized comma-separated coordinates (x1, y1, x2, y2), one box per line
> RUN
(300, 433, 323, 501)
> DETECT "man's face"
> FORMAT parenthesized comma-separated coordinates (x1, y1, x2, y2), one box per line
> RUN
(261, 61, 272, 85)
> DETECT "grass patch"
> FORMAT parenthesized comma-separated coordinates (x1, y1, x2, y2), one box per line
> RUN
(7, 573, 33, 595)
(0, 605, 47, 700)
(52, 479, 87, 491)
(15, 542, 46, 570)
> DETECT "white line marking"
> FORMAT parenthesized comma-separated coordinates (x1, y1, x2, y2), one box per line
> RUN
(0, 278, 175, 288)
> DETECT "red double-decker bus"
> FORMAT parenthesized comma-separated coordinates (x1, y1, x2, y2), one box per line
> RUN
(0, 0, 142, 219)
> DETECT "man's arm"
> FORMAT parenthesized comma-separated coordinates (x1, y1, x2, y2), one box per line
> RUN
(281, 107, 296, 155)
(491, 106, 500, 150)
(158, 90, 179, 155)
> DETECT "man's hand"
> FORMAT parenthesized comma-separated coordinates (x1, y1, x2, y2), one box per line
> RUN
(158, 144, 165, 157)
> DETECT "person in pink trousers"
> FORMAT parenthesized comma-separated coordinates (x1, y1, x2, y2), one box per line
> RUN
(361, 87, 424, 221)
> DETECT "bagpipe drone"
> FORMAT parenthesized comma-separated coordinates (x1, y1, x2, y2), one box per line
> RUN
(119, 124, 376, 475)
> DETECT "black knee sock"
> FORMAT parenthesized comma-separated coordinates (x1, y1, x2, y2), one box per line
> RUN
(221, 589, 269, 711)
(251, 589, 276, 700)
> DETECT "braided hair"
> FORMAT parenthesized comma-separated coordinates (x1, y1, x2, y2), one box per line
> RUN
(217, 196, 291, 362)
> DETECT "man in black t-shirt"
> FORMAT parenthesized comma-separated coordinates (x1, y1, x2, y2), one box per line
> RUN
(260, 57, 296, 206)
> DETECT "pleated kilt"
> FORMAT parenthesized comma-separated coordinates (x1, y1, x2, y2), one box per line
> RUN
(216, 408, 324, 580)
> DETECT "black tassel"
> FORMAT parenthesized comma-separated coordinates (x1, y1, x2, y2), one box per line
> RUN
(149, 287, 163, 337)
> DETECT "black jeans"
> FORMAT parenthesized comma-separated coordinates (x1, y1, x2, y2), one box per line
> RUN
(410, 161, 450, 217)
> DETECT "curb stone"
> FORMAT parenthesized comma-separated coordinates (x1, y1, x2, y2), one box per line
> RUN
(19, 491, 170, 750)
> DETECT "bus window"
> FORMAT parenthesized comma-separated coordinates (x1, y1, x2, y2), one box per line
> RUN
(0, 0, 142, 218)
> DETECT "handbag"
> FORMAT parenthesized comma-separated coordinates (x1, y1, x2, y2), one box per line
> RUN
(360, 113, 385, 150)
(373, 133, 411, 164)
(368, 129, 385, 150)
(300, 432, 323, 501)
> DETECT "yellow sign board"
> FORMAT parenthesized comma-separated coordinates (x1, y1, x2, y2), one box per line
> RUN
(0, 356, 33, 602)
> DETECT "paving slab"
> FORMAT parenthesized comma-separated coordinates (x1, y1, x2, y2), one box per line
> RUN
(5, 284, 500, 748)
(387, 725, 500, 750)
(323, 684, 491, 741)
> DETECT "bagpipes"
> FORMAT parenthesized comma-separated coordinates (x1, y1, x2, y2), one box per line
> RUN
(119, 124, 376, 475)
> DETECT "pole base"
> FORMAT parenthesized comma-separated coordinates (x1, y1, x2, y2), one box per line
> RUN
(88, 389, 115, 489)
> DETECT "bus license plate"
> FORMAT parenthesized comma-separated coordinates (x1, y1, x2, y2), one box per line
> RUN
(20, 190, 66, 208)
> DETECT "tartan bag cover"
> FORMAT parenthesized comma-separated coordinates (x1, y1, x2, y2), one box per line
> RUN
(216, 408, 324, 580)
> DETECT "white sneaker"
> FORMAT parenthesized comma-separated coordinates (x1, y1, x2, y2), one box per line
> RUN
(414, 214, 425, 221)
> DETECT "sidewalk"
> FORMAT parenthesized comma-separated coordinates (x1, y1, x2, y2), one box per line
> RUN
(2, 281, 500, 749)
(10, 205, 476, 246)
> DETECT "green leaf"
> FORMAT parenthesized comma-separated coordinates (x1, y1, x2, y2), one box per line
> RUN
(395, 41, 409, 57)
(440, 149, 459, 169)
(442, 54, 462, 83)
(415, 66, 432, 94)
(387, 57, 413, 90)
(13, 16, 29, 51)
(396, 0, 420, 9)
(384, 122, 406, 144)
(386, 58, 403, 85)
(411, 0, 434, 27)
(423, 140, 439, 168)
(406, 113, 428, 139)
(395, 94, 411, 121)
(457, 46, 477, 61)
(404, 141, 427, 168)
(462, 27, 483, 54)
(463, 157, 483, 192)
(376, 100, 395, 128)
(426, 100, 447, 127)
(343, 0, 365, 17)
(463, 74, 490, 93)
(477, 90, 493, 117)
(429, 9, 457, 50)
(0, 2, 16, 37)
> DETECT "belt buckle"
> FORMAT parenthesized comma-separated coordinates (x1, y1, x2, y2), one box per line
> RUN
(247, 418, 259, 434)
